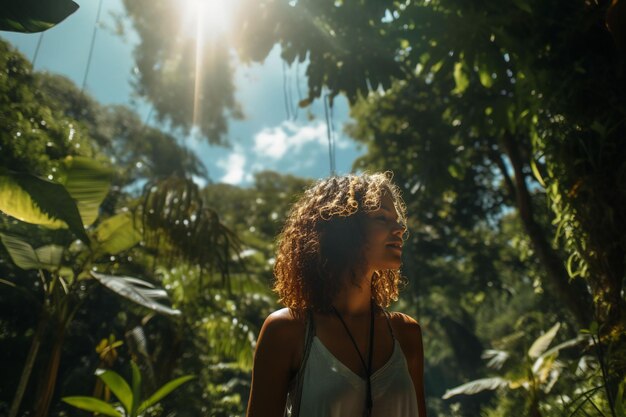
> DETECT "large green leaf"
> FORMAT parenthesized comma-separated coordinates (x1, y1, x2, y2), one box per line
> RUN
(60, 156, 113, 227)
(0, 172, 89, 244)
(528, 322, 560, 359)
(61, 396, 121, 417)
(0, 233, 63, 271)
(95, 369, 132, 413)
(94, 213, 141, 255)
(0, 174, 65, 229)
(91, 272, 181, 316)
(442, 377, 508, 399)
(138, 375, 195, 413)
(0, 0, 79, 33)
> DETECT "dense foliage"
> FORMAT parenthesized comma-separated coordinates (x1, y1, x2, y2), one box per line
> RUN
(2, 0, 625, 416)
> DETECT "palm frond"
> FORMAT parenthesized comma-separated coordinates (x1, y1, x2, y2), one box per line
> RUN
(528, 322, 561, 359)
(138, 176, 241, 283)
(442, 377, 508, 399)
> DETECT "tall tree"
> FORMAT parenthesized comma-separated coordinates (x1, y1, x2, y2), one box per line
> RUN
(121, 0, 242, 144)
(234, 0, 625, 389)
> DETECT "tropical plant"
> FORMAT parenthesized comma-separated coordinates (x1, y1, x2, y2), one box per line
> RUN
(0, 157, 184, 417)
(0, 0, 79, 33)
(0, 42, 248, 415)
(442, 323, 593, 417)
(62, 360, 194, 417)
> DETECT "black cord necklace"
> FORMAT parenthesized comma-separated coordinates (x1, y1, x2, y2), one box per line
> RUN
(332, 299, 375, 417)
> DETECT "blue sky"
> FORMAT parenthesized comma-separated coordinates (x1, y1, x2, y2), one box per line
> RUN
(1, 0, 365, 186)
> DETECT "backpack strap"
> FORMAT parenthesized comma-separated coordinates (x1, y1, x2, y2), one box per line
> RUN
(285, 309, 316, 417)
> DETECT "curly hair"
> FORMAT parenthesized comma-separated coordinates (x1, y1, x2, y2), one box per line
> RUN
(273, 171, 407, 312)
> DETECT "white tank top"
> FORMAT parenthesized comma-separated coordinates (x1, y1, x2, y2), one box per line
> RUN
(288, 315, 419, 417)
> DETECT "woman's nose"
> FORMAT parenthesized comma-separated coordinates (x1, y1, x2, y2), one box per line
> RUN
(391, 220, 406, 236)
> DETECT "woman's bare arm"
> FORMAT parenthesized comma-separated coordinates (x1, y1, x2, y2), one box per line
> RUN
(247, 309, 303, 417)
(391, 312, 427, 417)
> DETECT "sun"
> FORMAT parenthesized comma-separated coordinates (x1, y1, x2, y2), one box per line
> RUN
(181, 0, 239, 40)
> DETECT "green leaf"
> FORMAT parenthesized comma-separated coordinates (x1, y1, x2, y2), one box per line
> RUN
(0, 0, 79, 33)
(528, 322, 560, 359)
(0, 174, 66, 229)
(60, 156, 113, 227)
(452, 61, 469, 94)
(94, 213, 141, 255)
(430, 59, 444, 74)
(478, 67, 493, 88)
(1, 233, 41, 270)
(91, 272, 181, 316)
(34, 245, 64, 268)
(130, 361, 142, 417)
(0, 172, 89, 244)
(0, 233, 63, 270)
(61, 396, 122, 417)
(530, 159, 546, 187)
(442, 377, 508, 399)
(138, 375, 195, 413)
(95, 369, 133, 413)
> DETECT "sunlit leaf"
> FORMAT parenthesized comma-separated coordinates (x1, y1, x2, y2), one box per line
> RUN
(442, 377, 508, 399)
(60, 156, 113, 227)
(95, 369, 132, 413)
(0, 0, 79, 33)
(138, 375, 194, 413)
(61, 396, 121, 417)
(94, 212, 141, 255)
(91, 272, 181, 316)
(540, 335, 591, 357)
(530, 158, 546, 187)
(452, 61, 469, 94)
(528, 322, 560, 359)
(0, 175, 63, 228)
(478, 67, 493, 88)
(4, 171, 89, 243)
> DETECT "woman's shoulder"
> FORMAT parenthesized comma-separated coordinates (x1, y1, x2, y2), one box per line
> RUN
(386, 311, 421, 328)
(264, 307, 306, 324)
(385, 311, 423, 350)
(257, 308, 308, 371)
(260, 308, 307, 342)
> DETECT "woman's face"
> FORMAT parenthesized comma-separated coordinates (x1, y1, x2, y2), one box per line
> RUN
(361, 192, 405, 272)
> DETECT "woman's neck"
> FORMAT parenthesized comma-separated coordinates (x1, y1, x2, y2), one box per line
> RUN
(332, 269, 374, 317)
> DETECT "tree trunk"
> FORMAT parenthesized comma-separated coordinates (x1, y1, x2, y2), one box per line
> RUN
(496, 133, 593, 328)
(8, 310, 47, 417)
(33, 319, 65, 417)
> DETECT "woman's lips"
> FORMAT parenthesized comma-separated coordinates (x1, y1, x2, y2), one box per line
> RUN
(386, 242, 403, 253)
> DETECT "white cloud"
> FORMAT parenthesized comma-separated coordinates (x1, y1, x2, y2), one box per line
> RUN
(217, 150, 248, 184)
(253, 120, 348, 160)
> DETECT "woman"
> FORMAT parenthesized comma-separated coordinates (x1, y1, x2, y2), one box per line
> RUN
(247, 172, 427, 417)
